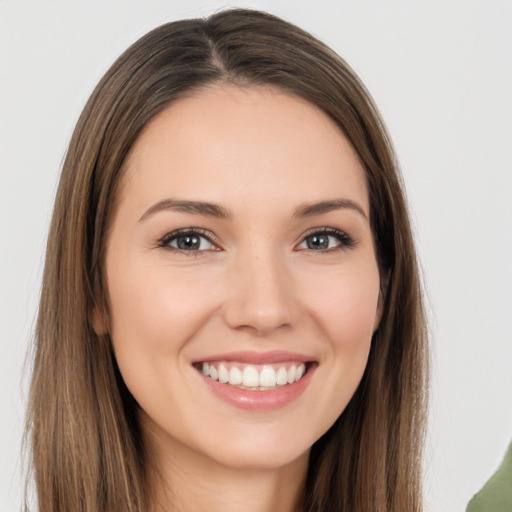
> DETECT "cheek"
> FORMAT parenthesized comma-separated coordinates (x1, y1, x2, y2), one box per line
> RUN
(105, 261, 220, 397)
(296, 262, 380, 422)
(108, 264, 214, 346)
(302, 264, 381, 348)
(105, 261, 225, 433)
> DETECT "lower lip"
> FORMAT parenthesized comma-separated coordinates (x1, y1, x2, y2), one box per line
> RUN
(196, 364, 316, 411)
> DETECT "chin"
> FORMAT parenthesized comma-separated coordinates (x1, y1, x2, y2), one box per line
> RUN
(207, 442, 310, 472)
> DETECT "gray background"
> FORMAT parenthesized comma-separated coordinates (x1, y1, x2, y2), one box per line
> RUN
(1, 2, 511, 510)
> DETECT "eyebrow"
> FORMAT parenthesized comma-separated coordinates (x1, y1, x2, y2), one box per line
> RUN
(139, 199, 231, 221)
(139, 198, 367, 222)
(293, 199, 368, 220)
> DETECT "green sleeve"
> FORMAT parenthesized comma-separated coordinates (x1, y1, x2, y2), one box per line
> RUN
(466, 441, 512, 512)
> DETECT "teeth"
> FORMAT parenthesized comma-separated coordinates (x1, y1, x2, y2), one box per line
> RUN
(242, 366, 259, 387)
(276, 367, 288, 385)
(218, 364, 229, 383)
(200, 362, 308, 390)
(229, 366, 242, 385)
(259, 366, 276, 387)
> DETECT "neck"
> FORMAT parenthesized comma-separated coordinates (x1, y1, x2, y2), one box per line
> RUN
(143, 419, 309, 512)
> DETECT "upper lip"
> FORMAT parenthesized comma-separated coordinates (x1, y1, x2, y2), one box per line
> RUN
(193, 350, 315, 365)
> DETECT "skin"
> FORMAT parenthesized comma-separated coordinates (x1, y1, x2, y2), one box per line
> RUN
(96, 85, 382, 512)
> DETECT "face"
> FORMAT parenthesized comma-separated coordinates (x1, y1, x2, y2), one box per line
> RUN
(98, 85, 382, 472)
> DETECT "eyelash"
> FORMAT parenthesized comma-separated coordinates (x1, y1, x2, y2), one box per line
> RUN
(297, 227, 356, 253)
(157, 228, 221, 255)
(157, 227, 355, 255)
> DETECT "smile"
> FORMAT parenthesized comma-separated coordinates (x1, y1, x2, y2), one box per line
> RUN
(198, 361, 308, 390)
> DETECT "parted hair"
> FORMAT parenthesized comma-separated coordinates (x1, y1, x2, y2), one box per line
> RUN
(27, 8, 428, 512)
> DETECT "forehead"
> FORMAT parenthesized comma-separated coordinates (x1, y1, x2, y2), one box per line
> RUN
(120, 84, 368, 215)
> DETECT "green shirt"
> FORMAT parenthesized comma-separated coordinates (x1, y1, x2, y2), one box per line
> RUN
(466, 441, 512, 512)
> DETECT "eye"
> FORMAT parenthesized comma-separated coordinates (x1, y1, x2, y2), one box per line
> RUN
(158, 229, 219, 253)
(297, 228, 355, 252)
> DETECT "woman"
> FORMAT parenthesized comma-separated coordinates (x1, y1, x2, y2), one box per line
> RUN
(27, 8, 428, 512)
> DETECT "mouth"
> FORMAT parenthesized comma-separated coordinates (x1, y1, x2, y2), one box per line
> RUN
(192, 351, 317, 410)
(193, 361, 310, 391)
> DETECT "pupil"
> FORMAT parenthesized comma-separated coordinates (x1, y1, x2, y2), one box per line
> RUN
(177, 235, 200, 250)
(308, 234, 328, 250)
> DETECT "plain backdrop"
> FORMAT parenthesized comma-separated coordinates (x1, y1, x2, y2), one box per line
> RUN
(1, 2, 511, 511)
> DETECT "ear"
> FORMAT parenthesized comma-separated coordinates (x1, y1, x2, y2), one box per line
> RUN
(373, 271, 389, 331)
(91, 305, 108, 336)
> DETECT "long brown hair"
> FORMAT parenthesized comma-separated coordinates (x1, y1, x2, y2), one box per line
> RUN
(27, 9, 428, 512)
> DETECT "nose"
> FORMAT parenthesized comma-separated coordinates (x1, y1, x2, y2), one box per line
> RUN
(223, 249, 297, 336)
